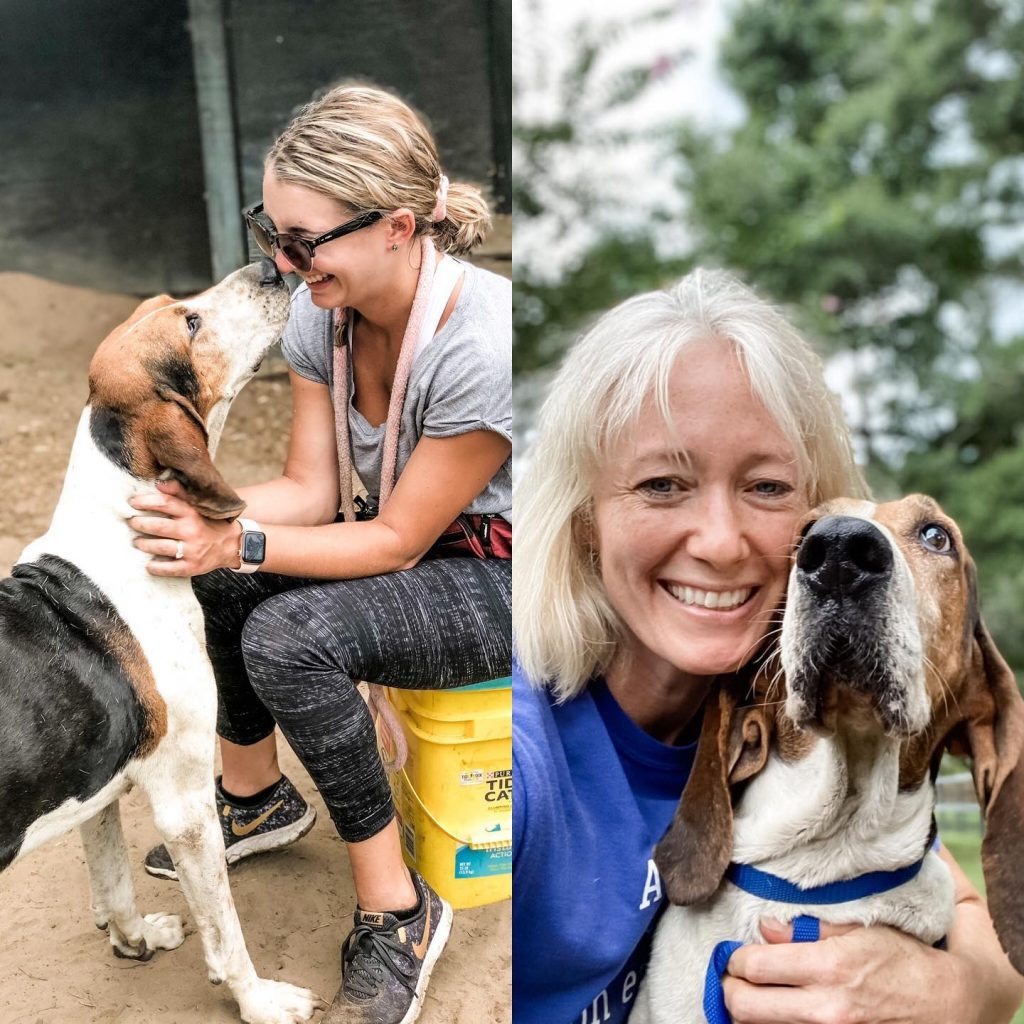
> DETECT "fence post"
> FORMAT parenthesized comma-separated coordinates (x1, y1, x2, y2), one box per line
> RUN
(188, 0, 246, 281)
(485, 0, 512, 213)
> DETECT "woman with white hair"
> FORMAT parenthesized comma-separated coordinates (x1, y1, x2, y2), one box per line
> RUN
(512, 269, 1022, 1023)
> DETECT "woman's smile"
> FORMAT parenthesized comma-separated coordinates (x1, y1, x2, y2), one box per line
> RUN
(302, 271, 336, 294)
(659, 581, 757, 613)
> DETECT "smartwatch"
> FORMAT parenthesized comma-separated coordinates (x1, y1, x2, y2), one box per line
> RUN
(230, 517, 266, 573)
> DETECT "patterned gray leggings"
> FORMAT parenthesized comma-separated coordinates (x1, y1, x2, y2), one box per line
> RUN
(193, 557, 512, 843)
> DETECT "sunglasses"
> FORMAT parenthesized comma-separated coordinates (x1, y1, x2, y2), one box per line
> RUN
(242, 202, 385, 272)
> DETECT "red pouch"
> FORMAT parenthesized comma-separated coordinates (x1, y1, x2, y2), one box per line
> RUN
(425, 514, 512, 560)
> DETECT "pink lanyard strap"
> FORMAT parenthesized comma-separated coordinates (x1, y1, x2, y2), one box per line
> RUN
(332, 236, 437, 523)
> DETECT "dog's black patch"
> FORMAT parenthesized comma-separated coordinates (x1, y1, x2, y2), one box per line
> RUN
(0, 555, 149, 870)
(89, 404, 133, 475)
(148, 353, 201, 406)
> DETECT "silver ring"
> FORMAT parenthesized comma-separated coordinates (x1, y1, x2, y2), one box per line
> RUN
(174, 541, 185, 560)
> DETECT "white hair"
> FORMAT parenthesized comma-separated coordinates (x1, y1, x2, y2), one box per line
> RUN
(513, 268, 869, 701)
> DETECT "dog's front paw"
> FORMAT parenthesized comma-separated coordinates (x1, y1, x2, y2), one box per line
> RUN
(107, 913, 185, 960)
(108, 923, 154, 961)
(238, 979, 327, 1024)
(141, 912, 186, 950)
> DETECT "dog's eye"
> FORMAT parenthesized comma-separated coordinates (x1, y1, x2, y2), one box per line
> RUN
(185, 313, 202, 338)
(919, 523, 952, 553)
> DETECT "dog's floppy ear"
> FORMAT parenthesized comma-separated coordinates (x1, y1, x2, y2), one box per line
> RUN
(155, 383, 208, 438)
(948, 560, 1024, 972)
(955, 616, 1024, 973)
(654, 682, 773, 906)
(140, 393, 244, 520)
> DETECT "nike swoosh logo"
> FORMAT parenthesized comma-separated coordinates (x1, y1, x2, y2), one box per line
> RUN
(411, 898, 432, 960)
(231, 800, 284, 837)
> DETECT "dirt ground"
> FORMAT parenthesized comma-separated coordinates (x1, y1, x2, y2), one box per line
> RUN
(0, 227, 512, 1024)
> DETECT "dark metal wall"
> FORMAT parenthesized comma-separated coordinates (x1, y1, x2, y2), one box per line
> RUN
(0, 0, 208, 293)
(230, 0, 504, 204)
(0, 0, 511, 295)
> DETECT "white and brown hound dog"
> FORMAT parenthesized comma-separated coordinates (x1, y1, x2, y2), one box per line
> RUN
(0, 260, 322, 1024)
(632, 495, 1024, 1023)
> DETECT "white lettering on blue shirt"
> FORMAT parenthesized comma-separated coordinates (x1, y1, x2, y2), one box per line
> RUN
(638, 857, 663, 910)
(578, 987, 610, 1023)
(622, 970, 638, 1005)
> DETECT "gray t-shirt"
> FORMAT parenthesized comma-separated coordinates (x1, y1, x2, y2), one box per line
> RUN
(280, 258, 512, 522)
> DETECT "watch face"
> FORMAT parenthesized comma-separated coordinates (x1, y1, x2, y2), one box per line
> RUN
(241, 530, 266, 564)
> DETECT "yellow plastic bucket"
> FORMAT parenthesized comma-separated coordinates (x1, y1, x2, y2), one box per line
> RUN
(378, 677, 511, 909)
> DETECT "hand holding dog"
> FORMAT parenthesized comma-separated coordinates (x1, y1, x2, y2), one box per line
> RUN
(129, 479, 241, 576)
(724, 921, 963, 1023)
(724, 848, 1024, 1024)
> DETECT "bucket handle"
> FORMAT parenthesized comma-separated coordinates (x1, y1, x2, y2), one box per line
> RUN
(397, 767, 512, 851)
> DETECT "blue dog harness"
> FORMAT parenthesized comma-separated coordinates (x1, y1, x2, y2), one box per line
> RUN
(702, 847, 936, 1024)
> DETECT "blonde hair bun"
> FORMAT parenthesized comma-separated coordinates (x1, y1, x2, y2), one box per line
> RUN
(268, 81, 491, 255)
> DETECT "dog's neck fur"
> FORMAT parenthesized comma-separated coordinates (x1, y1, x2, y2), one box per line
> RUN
(633, 729, 948, 1024)
(20, 408, 208, 607)
(732, 727, 934, 887)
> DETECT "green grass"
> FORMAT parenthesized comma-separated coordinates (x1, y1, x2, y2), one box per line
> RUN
(941, 829, 985, 894)
(940, 827, 1024, 1024)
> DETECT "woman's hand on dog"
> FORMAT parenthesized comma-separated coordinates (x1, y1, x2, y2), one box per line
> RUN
(723, 847, 1024, 1024)
(724, 920, 960, 1023)
(128, 480, 241, 577)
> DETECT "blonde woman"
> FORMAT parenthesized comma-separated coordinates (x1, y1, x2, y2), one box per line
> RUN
(128, 84, 512, 1024)
(512, 270, 1022, 1023)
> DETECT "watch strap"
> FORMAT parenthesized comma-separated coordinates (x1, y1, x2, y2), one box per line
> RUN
(231, 517, 264, 573)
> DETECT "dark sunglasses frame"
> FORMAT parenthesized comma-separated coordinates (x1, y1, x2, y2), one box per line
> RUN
(242, 202, 385, 271)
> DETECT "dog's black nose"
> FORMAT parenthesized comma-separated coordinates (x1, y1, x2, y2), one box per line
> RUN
(797, 516, 893, 599)
(257, 258, 282, 286)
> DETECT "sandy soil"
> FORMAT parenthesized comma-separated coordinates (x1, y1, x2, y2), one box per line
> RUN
(0, 233, 512, 1023)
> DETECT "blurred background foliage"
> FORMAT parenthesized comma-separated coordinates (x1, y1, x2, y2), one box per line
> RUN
(513, 4, 694, 370)
(514, 0, 1024, 672)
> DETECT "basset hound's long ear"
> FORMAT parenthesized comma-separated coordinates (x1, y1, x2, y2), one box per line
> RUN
(955, 614, 1024, 973)
(140, 393, 244, 520)
(654, 681, 773, 906)
(948, 559, 1024, 972)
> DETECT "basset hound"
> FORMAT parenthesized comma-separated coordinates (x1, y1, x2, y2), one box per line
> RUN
(0, 260, 323, 1024)
(631, 495, 1024, 1023)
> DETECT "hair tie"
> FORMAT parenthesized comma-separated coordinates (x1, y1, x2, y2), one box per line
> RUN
(432, 174, 449, 222)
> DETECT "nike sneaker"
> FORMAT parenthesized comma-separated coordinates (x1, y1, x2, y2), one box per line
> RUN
(324, 869, 454, 1024)
(143, 774, 316, 881)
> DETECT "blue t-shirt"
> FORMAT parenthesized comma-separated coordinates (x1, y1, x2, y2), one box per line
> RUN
(512, 663, 696, 1024)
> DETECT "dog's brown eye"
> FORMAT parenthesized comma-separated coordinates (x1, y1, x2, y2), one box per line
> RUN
(919, 523, 952, 553)
(185, 313, 202, 338)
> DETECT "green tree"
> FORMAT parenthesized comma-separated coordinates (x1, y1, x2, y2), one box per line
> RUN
(678, 0, 1024, 667)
